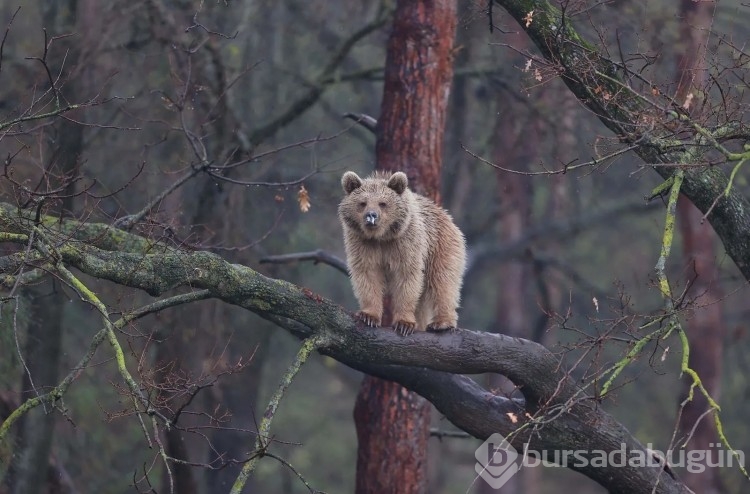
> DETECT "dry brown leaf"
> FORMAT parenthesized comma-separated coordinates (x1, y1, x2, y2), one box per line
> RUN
(298, 185, 311, 213)
(523, 59, 532, 73)
(683, 93, 694, 110)
(160, 96, 175, 110)
(534, 68, 542, 82)
(524, 10, 534, 27)
(507, 412, 518, 424)
(274, 194, 284, 203)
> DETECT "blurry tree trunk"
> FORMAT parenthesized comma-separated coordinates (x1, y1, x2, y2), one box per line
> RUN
(676, 200, 724, 494)
(156, 221, 269, 494)
(674, 2, 724, 493)
(160, 80, 268, 494)
(9, 283, 66, 494)
(483, 69, 535, 494)
(188, 54, 271, 494)
(153, 334, 199, 494)
(535, 93, 574, 342)
(7, 2, 85, 493)
(443, 1, 478, 220)
(354, 1, 456, 493)
(140, 6, 273, 491)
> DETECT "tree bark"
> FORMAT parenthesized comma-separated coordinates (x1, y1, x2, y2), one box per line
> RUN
(355, 1, 457, 493)
(374, 0, 457, 198)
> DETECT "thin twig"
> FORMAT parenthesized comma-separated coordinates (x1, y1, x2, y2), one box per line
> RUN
(0, 288, 211, 443)
(230, 335, 326, 494)
(260, 249, 348, 275)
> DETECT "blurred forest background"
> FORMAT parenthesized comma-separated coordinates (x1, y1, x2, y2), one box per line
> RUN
(0, 0, 749, 493)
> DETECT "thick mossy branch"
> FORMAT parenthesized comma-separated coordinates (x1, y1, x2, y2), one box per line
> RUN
(0, 208, 570, 405)
(495, 0, 750, 281)
(0, 210, 692, 492)
(0, 202, 174, 255)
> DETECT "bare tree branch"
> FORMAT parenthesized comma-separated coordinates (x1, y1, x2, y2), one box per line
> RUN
(342, 112, 378, 133)
(259, 249, 348, 275)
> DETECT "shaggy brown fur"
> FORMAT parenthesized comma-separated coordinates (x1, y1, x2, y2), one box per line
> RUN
(338, 170, 466, 335)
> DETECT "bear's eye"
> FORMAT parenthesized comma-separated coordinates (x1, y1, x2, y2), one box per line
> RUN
(359, 201, 367, 208)
(378, 202, 387, 208)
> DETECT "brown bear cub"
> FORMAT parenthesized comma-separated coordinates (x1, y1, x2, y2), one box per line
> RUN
(338, 170, 466, 336)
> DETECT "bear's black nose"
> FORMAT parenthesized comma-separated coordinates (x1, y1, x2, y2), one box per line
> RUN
(364, 211, 379, 226)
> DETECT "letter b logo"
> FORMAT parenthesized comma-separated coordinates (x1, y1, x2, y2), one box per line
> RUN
(475, 433, 520, 489)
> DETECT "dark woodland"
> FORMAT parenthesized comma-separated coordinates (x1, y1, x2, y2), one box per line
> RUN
(1, 1, 750, 493)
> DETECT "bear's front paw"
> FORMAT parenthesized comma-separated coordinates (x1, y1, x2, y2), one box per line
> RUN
(393, 319, 417, 336)
(426, 321, 456, 333)
(356, 311, 381, 328)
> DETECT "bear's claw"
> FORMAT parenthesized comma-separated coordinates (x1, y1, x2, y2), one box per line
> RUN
(394, 320, 416, 336)
(355, 311, 381, 328)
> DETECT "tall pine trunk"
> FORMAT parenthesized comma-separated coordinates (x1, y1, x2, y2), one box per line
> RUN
(354, 1, 457, 492)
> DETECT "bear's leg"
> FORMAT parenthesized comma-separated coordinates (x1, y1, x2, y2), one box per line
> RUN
(425, 288, 459, 332)
(391, 270, 424, 336)
(352, 271, 385, 327)
(350, 260, 385, 328)
(425, 259, 463, 332)
(417, 284, 456, 332)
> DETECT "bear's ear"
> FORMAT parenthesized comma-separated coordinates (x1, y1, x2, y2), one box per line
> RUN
(342, 172, 363, 194)
(387, 172, 408, 195)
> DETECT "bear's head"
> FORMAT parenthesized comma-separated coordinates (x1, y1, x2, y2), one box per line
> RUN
(339, 171, 411, 240)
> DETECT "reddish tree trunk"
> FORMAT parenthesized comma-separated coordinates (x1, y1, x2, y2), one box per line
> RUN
(354, 1, 457, 493)
(677, 200, 724, 494)
(675, 2, 725, 493)
(374, 0, 457, 198)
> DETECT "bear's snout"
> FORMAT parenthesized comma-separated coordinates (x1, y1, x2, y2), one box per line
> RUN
(364, 211, 379, 226)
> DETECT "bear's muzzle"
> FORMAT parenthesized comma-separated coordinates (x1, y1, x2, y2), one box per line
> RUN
(364, 211, 379, 226)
